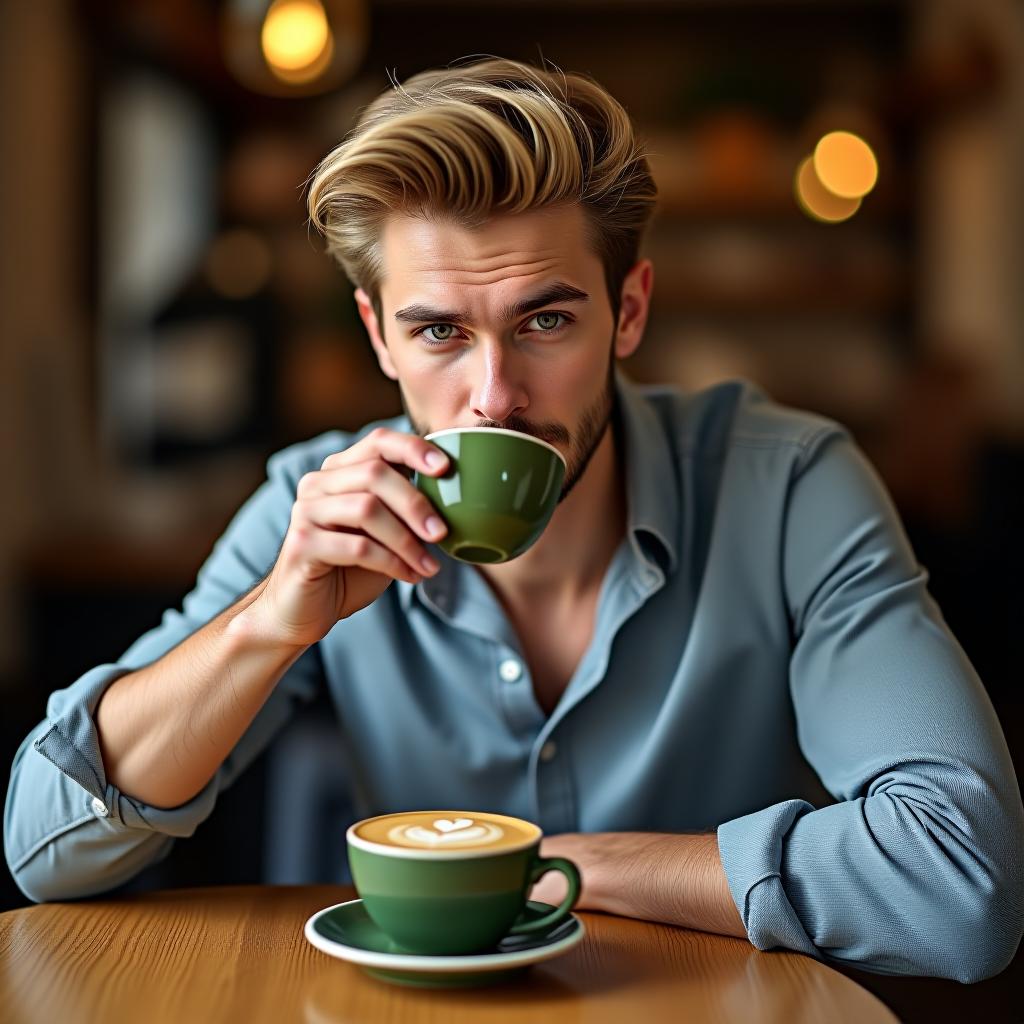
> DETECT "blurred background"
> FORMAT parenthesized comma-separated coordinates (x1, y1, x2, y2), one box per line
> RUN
(2, 0, 1022, 1012)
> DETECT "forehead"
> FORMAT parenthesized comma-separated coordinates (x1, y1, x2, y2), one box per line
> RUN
(377, 204, 603, 307)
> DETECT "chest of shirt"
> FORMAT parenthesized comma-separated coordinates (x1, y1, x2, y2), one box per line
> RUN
(316, 547, 816, 835)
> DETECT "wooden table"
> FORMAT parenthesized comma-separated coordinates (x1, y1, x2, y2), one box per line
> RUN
(0, 885, 897, 1023)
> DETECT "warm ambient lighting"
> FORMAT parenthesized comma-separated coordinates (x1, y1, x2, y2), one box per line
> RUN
(813, 130, 879, 200)
(260, 0, 334, 83)
(222, 0, 368, 97)
(794, 155, 861, 223)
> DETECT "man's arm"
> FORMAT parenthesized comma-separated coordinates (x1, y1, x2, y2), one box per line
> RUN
(94, 577, 307, 809)
(3, 445, 320, 902)
(715, 431, 1023, 982)
(534, 432, 1024, 984)
(532, 831, 746, 939)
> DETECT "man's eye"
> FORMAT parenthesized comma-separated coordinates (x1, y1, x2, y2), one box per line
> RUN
(418, 314, 568, 344)
(421, 324, 456, 343)
(526, 312, 567, 332)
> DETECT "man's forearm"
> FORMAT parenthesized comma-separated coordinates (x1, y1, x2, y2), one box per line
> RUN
(95, 579, 307, 810)
(535, 831, 747, 939)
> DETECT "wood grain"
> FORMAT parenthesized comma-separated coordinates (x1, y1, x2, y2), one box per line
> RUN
(0, 885, 898, 1024)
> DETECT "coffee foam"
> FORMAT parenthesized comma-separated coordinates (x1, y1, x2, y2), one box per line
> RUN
(351, 811, 540, 856)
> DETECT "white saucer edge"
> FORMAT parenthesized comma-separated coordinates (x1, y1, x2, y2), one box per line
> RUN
(303, 898, 585, 973)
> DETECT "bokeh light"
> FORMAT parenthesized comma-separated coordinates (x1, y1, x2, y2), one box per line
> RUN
(794, 155, 862, 223)
(260, 0, 334, 83)
(813, 130, 879, 199)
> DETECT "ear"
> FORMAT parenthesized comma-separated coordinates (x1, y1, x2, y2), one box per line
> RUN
(613, 258, 653, 361)
(354, 287, 399, 381)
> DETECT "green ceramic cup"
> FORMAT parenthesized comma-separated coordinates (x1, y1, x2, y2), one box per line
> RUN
(414, 427, 567, 564)
(346, 810, 581, 956)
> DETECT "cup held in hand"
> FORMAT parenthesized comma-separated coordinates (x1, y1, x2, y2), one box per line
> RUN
(414, 428, 566, 565)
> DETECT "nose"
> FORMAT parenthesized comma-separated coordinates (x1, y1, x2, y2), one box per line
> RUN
(469, 339, 528, 425)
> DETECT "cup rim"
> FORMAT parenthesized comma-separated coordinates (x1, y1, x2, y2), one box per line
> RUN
(423, 427, 567, 469)
(347, 811, 542, 860)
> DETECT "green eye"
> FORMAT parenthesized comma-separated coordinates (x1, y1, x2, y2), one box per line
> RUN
(536, 313, 560, 330)
(425, 324, 455, 341)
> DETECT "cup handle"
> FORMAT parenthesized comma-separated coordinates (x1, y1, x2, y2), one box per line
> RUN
(508, 856, 581, 936)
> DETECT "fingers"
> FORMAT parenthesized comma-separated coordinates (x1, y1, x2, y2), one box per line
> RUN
(286, 427, 450, 586)
(300, 529, 425, 586)
(298, 492, 441, 578)
(322, 427, 449, 477)
(299, 457, 448, 547)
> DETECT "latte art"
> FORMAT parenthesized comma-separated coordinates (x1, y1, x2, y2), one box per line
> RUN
(388, 818, 505, 849)
(350, 810, 540, 856)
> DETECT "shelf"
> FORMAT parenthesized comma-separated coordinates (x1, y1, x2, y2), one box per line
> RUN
(650, 274, 909, 316)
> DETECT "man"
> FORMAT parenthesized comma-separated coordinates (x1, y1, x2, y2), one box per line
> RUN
(5, 58, 1022, 982)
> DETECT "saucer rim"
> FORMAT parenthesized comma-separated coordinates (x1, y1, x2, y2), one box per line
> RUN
(303, 898, 585, 973)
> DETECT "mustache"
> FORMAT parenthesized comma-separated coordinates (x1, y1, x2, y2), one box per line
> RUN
(473, 417, 570, 446)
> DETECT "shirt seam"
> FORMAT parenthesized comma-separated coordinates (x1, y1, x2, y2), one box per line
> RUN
(9, 813, 96, 873)
(678, 425, 842, 459)
(743, 870, 782, 919)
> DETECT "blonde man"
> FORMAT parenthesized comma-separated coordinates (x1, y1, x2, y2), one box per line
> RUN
(5, 58, 1022, 982)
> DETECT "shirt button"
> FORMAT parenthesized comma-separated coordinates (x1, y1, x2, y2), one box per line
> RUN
(499, 658, 523, 682)
(539, 741, 558, 763)
(91, 797, 110, 818)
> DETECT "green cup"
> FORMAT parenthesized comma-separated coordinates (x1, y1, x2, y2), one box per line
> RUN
(346, 810, 581, 956)
(414, 427, 567, 564)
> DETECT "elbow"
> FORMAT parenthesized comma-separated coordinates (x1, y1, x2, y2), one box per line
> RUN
(947, 818, 1024, 983)
(8, 847, 111, 904)
(10, 863, 73, 905)
(6, 828, 175, 905)
(915, 868, 1024, 983)
(942, 911, 1021, 984)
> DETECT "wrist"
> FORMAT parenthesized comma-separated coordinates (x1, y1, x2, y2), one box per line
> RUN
(224, 588, 310, 658)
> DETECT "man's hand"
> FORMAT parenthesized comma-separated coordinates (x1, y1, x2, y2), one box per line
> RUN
(530, 832, 747, 939)
(241, 428, 450, 649)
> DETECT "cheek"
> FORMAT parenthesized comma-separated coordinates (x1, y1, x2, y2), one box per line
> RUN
(398, 363, 464, 425)
(553, 342, 609, 393)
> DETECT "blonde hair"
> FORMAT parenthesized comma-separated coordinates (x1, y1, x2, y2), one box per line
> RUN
(306, 57, 657, 322)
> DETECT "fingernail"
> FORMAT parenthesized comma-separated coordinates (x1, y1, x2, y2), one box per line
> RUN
(421, 554, 440, 574)
(425, 515, 445, 538)
(425, 450, 447, 470)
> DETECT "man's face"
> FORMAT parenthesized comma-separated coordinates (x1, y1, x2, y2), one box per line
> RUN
(360, 204, 641, 501)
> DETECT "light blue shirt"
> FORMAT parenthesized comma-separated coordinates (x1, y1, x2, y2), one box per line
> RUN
(5, 372, 1023, 981)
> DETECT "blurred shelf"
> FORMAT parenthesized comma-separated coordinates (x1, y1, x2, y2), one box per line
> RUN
(651, 275, 909, 315)
(653, 190, 907, 223)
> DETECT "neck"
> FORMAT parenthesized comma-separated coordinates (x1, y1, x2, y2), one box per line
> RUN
(475, 411, 627, 607)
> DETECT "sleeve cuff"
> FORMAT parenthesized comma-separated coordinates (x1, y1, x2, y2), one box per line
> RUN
(717, 798, 820, 957)
(32, 664, 219, 838)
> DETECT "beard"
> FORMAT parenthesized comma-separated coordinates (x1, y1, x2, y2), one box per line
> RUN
(404, 350, 616, 503)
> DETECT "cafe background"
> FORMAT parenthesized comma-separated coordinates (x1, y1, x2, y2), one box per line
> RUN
(2, 0, 1022, 1016)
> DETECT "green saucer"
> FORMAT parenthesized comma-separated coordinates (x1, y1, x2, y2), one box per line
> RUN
(304, 898, 584, 988)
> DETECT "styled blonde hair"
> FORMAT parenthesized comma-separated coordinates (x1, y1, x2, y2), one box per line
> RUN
(306, 57, 657, 323)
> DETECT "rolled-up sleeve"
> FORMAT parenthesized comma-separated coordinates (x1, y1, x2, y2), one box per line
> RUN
(717, 430, 1024, 982)
(4, 441, 329, 902)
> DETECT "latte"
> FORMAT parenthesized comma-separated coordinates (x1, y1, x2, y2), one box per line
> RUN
(351, 810, 540, 855)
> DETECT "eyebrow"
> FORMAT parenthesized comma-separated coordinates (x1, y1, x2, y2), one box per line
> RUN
(393, 281, 590, 327)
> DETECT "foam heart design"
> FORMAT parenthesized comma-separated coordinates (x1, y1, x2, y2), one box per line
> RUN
(434, 818, 473, 833)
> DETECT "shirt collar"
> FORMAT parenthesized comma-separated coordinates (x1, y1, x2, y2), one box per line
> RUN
(398, 367, 680, 614)
(614, 368, 680, 576)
